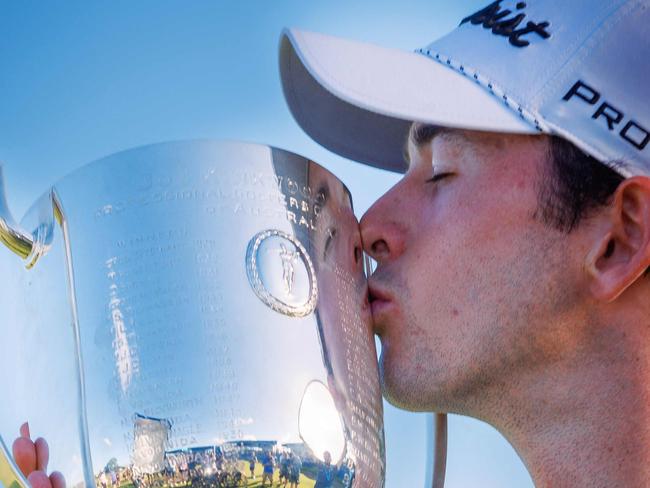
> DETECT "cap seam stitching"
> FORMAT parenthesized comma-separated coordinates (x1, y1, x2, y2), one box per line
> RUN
(538, 0, 642, 107)
(417, 49, 546, 133)
(417, 49, 636, 176)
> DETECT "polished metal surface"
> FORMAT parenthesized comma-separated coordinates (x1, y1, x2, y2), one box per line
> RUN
(0, 434, 26, 488)
(0, 166, 33, 261)
(0, 141, 387, 488)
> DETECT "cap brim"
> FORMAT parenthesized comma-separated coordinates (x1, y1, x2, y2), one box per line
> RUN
(280, 28, 536, 172)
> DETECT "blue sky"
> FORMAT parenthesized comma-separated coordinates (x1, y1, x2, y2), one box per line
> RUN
(0, 1, 533, 487)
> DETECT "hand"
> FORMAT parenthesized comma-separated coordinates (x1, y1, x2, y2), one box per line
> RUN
(12, 422, 65, 488)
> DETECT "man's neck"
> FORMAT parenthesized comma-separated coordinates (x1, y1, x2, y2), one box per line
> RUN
(491, 317, 650, 487)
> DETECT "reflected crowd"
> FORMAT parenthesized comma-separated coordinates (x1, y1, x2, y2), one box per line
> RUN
(93, 442, 354, 488)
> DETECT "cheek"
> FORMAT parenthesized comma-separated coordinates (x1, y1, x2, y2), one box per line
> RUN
(384, 176, 545, 324)
(401, 194, 539, 335)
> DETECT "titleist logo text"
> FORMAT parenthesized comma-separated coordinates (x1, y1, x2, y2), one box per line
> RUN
(460, 1, 551, 47)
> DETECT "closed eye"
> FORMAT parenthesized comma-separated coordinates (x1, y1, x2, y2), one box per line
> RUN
(426, 172, 454, 183)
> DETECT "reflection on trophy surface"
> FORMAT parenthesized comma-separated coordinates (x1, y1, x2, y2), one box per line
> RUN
(0, 141, 385, 488)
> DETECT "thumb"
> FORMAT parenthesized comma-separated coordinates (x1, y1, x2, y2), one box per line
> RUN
(19, 422, 31, 440)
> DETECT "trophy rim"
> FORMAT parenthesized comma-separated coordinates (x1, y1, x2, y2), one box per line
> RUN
(22, 139, 354, 222)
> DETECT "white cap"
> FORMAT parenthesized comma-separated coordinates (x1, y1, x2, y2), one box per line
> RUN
(280, 0, 650, 175)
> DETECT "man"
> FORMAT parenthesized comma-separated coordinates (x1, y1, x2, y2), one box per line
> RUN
(248, 451, 257, 481)
(260, 451, 275, 487)
(10, 1, 649, 487)
(278, 451, 290, 487)
(287, 451, 301, 488)
(279, 0, 650, 486)
(313, 451, 335, 488)
(98, 471, 107, 488)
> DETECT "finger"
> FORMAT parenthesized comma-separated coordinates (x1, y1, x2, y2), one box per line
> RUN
(19, 422, 31, 440)
(27, 471, 52, 488)
(49, 471, 66, 488)
(34, 437, 49, 473)
(12, 437, 37, 477)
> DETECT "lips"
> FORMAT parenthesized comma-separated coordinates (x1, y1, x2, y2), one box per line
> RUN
(367, 283, 392, 304)
(367, 281, 397, 332)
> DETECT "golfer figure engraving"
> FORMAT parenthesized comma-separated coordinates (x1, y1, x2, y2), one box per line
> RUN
(246, 229, 318, 317)
(279, 243, 300, 295)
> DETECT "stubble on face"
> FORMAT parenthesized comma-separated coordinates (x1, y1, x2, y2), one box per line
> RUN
(368, 129, 585, 417)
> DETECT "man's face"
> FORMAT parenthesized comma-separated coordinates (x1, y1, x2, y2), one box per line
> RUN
(360, 128, 584, 416)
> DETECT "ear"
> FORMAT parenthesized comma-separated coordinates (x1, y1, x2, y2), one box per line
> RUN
(585, 176, 650, 302)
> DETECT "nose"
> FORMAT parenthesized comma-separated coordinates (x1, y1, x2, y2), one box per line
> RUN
(359, 181, 407, 264)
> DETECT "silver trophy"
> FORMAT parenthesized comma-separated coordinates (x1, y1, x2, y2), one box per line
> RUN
(0, 141, 388, 488)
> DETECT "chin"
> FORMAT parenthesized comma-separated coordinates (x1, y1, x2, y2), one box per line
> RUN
(378, 348, 432, 412)
(379, 345, 465, 413)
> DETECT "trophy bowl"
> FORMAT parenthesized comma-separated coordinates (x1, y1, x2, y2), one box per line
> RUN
(0, 141, 385, 488)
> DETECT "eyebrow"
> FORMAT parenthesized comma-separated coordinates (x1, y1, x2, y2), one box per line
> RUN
(403, 123, 450, 166)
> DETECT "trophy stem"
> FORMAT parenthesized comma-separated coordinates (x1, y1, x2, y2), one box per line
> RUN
(0, 434, 28, 488)
(0, 166, 34, 260)
(431, 413, 448, 488)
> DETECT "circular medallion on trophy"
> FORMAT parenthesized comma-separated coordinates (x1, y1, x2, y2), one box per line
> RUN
(246, 229, 318, 317)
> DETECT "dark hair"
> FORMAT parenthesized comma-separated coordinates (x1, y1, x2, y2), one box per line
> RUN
(406, 122, 649, 278)
(537, 136, 649, 277)
(535, 136, 624, 232)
